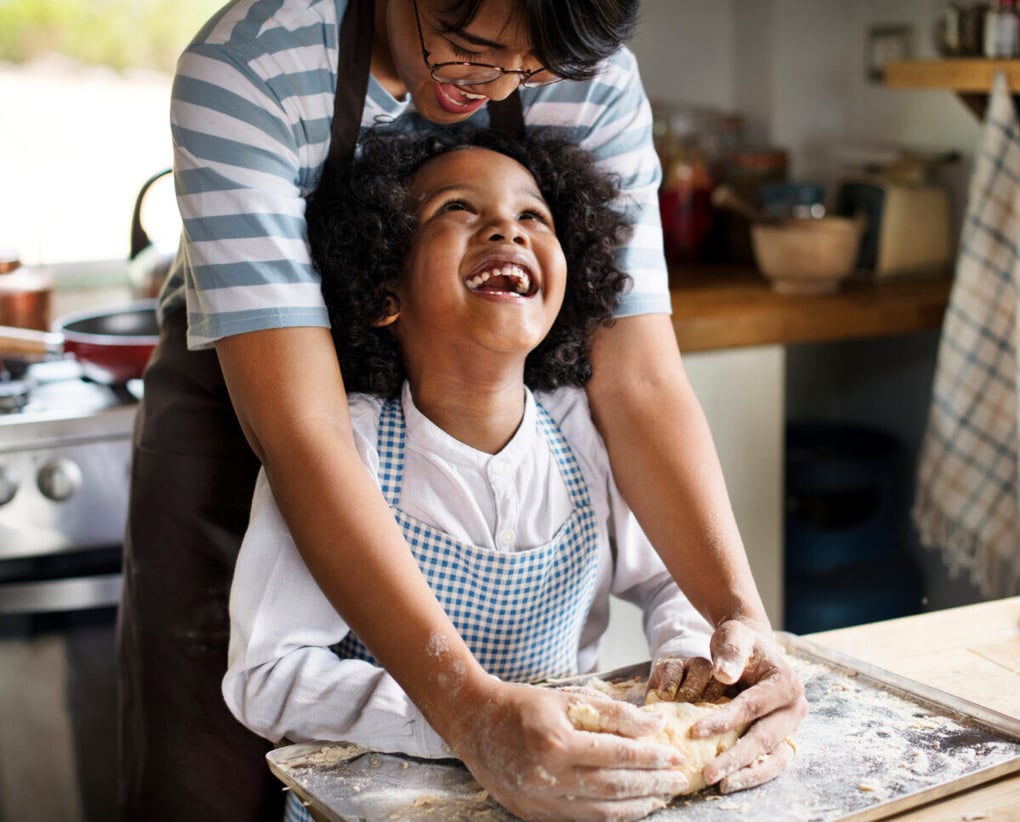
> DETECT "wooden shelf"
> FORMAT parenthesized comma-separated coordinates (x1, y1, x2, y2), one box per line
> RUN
(669, 266, 951, 353)
(883, 58, 1020, 117)
(884, 58, 1020, 91)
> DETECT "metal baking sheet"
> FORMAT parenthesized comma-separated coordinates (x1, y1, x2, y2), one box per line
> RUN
(267, 632, 1020, 821)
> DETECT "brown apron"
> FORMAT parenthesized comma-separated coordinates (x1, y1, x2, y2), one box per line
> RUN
(116, 1, 524, 819)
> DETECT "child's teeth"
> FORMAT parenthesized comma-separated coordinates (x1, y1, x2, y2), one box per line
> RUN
(465, 265, 530, 294)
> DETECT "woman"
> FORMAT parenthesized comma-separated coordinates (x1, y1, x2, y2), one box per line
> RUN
(118, 2, 806, 821)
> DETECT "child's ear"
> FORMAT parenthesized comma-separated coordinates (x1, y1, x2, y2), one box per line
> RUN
(371, 289, 401, 327)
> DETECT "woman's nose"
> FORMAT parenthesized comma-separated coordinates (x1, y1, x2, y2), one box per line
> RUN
(474, 72, 521, 101)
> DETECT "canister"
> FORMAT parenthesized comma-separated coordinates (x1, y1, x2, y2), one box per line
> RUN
(0, 252, 52, 332)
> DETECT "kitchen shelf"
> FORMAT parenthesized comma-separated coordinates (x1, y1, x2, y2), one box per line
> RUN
(883, 58, 1020, 117)
(884, 58, 1020, 90)
(669, 266, 951, 352)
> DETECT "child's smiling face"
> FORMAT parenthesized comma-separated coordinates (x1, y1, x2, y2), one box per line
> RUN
(392, 146, 567, 375)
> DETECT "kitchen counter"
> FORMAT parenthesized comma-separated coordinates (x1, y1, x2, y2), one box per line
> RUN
(808, 597, 1020, 820)
(267, 598, 1020, 820)
(44, 265, 953, 355)
(670, 266, 952, 352)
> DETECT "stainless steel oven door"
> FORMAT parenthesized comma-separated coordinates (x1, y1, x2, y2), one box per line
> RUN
(0, 546, 121, 822)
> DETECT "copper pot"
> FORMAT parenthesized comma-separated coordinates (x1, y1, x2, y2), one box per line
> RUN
(0, 253, 53, 332)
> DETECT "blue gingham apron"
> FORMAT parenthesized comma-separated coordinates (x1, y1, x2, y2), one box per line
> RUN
(333, 395, 601, 682)
(287, 398, 601, 822)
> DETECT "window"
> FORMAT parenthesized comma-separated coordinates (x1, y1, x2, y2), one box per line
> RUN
(0, 1, 213, 268)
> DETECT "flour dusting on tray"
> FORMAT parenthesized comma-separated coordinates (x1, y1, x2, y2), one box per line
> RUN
(266, 638, 1020, 821)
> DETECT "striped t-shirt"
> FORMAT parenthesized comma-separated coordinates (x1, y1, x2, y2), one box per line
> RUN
(164, 0, 670, 350)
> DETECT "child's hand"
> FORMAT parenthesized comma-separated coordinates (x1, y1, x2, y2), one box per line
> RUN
(647, 656, 727, 703)
(690, 618, 807, 794)
(445, 679, 690, 821)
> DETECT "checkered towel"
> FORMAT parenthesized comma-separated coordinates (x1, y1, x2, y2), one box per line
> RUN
(913, 72, 1020, 598)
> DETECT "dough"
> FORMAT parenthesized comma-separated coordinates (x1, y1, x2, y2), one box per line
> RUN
(567, 697, 744, 795)
(638, 700, 742, 794)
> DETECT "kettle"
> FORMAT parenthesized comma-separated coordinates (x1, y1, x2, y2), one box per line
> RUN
(128, 168, 177, 299)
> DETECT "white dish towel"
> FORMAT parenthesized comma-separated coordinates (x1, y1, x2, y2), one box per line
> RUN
(913, 72, 1020, 598)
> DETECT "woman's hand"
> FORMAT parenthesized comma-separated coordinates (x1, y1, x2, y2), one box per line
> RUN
(649, 621, 807, 794)
(444, 679, 690, 822)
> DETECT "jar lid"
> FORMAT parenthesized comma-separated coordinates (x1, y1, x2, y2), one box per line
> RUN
(0, 250, 20, 275)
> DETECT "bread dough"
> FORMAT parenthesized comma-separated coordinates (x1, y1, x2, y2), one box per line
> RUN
(639, 700, 742, 793)
(567, 697, 744, 795)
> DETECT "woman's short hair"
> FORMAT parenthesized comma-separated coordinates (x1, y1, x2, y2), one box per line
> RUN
(308, 126, 632, 397)
(431, 0, 639, 81)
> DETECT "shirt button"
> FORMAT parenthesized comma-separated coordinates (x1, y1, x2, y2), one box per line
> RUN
(490, 459, 507, 475)
(498, 530, 515, 547)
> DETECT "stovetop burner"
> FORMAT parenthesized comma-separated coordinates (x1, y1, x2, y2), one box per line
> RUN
(0, 379, 30, 414)
(0, 359, 139, 415)
(0, 359, 141, 448)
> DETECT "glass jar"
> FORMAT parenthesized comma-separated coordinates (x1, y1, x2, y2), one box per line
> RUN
(984, 0, 1019, 57)
(653, 103, 741, 266)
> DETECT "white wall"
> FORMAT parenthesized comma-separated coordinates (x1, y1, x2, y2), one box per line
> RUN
(632, 0, 980, 205)
(632, 2, 737, 108)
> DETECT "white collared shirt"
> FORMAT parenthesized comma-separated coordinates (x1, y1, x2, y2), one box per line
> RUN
(224, 384, 712, 757)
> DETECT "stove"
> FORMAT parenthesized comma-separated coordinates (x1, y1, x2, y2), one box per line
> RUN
(0, 358, 137, 594)
(0, 358, 139, 820)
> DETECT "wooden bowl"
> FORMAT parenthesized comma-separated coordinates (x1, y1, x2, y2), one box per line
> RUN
(751, 216, 864, 295)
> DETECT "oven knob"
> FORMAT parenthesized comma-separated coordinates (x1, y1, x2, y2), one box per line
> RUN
(37, 458, 83, 501)
(0, 464, 18, 505)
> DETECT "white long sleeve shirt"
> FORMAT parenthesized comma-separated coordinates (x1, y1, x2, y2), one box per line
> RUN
(224, 384, 712, 757)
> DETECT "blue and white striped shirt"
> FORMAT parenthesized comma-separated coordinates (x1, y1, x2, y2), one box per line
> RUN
(164, 0, 669, 349)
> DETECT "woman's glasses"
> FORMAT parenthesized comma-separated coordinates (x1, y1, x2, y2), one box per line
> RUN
(411, 0, 562, 89)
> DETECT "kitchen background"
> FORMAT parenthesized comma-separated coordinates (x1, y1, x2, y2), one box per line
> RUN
(0, 1, 1008, 819)
(631, 0, 988, 624)
(0, 0, 995, 667)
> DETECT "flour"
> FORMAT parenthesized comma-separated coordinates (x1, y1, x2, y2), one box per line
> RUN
(276, 741, 367, 769)
(425, 633, 449, 657)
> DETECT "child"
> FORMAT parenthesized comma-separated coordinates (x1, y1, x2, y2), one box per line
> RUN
(224, 127, 716, 817)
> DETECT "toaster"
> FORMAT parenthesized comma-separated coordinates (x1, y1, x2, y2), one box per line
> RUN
(835, 177, 953, 279)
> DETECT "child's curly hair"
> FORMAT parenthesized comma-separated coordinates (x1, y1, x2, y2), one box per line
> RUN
(307, 126, 632, 397)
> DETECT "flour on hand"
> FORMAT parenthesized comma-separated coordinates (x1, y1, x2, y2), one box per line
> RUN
(567, 689, 746, 795)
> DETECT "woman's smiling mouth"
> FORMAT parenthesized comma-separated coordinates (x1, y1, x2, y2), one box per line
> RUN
(434, 81, 489, 114)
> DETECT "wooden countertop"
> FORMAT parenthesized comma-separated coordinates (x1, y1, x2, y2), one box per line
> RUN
(670, 267, 952, 352)
(807, 598, 1020, 820)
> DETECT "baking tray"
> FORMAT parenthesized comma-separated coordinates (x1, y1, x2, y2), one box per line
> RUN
(267, 632, 1020, 821)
